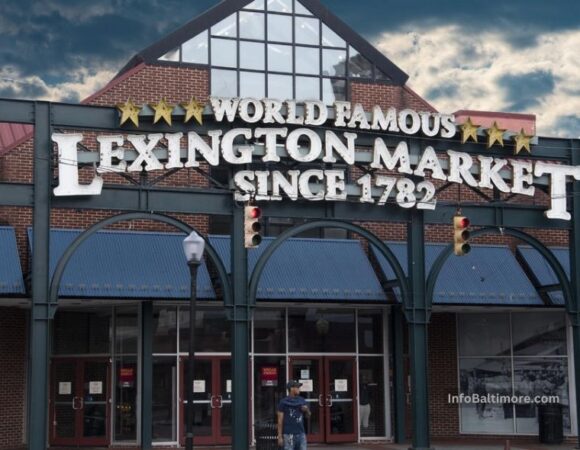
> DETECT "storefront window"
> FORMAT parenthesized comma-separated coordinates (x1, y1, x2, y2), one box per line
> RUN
(153, 357, 178, 442)
(359, 357, 386, 438)
(53, 309, 112, 355)
(154, 306, 178, 354)
(179, 307, 231, 353)
(254, 309, 286, 354)
(114, 306, 138, 442)
(254, 356, 287, 422)
(288, 308, 355, 353)
(358, 310, 383, 354)
(457, 312, 570, 435)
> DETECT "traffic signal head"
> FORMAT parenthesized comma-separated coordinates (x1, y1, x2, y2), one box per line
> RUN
(453, 215, 471, 256)
(244, 206, 262, 248)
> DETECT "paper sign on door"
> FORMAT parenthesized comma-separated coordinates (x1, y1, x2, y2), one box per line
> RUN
(58, 382, 72, 395)
(89, 381, 103, 395)
(300, 369, 310, 379)
(227, 380, 232, 393)
(299, 379, 313, 392)
(334, 379, 348, 392)
(193, 380, 206, 393)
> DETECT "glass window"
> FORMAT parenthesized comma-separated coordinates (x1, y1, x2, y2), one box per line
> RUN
(359, 357, 386, 437)
(240, 41, 265, 70)
(240, 71, 266, 98)
(376, 67, 391, 81)
(254, 356, 287, 423)
(349, 46, 373, 78)
(153, 357, 177, 442)
(322, 78, 346, 105)
(182, 32, 208, 64)
(254, 309, 285, 353)
(179, 308, 231, 353)
(240, 11, 265, 40)
(322, 24, 345, 48)
(288, 308, 355, 352)
(115, 306, 138, 355)
(513, 358, 570, 434)
(245, 0, 265, 10)
(268, 0, 292, 13)
(295, 17, 319, 45)
(267, 14, 292, 43)
(268, 74, 293, 100)
(358, 311, 383, 354)
(211, 69, 237, 97)
(211, 14, 237, 38)
(114, 356, 138, 442)
(458, 313, 511, 357)
(295, 76, 320, 101)
(153, 306, 177, 354)
(459, 358, 514, 433)
(268, 44, 292, 73)
(159, 48, 180, 62)
(512, 312, 567, 356)
(322, 49, 346, 77)
(211, 38, 237, 68)
(295, 46, 319, 75)
(295, 1, 313, 16)
(53, 309, 112, 355)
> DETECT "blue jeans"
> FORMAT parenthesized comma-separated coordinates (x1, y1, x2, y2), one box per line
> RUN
(283, 433, 307, 450)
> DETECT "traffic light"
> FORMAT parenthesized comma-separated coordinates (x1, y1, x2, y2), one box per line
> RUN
(453, 215, 471, 256)
(244, 205, 262, 248)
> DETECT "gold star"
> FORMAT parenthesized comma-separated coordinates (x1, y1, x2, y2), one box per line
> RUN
(486, 121, 507, 148)
(117, 99, 141, 127)
(513, 128, 533, 155)
(150, 98, 175, 126)
(181, 98, 205, 125)
(460, 117, 480, 144)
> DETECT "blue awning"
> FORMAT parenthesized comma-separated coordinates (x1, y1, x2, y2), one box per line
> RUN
(210, 236, 386, 301)
(372, 243, 543, 306)
(0, 226, 25, 295)
(28, 229, 215, 299)
(517, 246, 569, 306)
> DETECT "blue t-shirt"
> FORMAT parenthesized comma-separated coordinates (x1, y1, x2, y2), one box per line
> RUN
(277, 396, 307, 435)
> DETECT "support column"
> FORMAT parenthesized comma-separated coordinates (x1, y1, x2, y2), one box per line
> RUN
(140, 301, 153, 449)
(568, 138, 580, 448)
(28, 102, 51, 450)
(405, 211, 432, 450)
(231, 206, 251, 449)
(392, 306, 407, 444)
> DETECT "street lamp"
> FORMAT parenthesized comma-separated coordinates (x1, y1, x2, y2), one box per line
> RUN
(182, 231, 205, 450)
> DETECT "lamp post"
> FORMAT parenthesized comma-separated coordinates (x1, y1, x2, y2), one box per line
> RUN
(182, 231, 205, 450)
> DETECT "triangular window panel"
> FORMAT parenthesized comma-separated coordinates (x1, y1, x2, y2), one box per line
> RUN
(244, 0, 265, 10)
(322, 23, 345, 48)
(267, 0, 292, 13)
(376, 67, 392, 82)
(211, 14, 237, 38)
(181, 31, 208, 65)
(159, 47, 180, 62)
(295, 0, 313, 15)
(348, 46, 373, 79)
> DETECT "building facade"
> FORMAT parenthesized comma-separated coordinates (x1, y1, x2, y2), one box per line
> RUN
(0, 0, 578, 449)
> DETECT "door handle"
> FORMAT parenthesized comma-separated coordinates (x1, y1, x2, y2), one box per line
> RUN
(318, 395, 324, 407)
(216, 395, 223, 409)
(326, 395, 333, 407)
(210, 395, 217, 409)
(72, 397, 81, 410)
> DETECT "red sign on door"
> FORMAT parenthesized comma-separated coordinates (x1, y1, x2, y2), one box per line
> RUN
(260, 367, 278, 387)
(119, 367, 135, 388)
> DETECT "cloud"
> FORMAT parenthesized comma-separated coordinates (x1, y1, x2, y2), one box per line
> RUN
(374, 26, 580, 137)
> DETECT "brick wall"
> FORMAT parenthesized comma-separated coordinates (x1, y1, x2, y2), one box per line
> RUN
(0, 308, 27, 449)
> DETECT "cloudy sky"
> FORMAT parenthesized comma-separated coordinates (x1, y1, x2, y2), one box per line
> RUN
(0, 0, 579, 137)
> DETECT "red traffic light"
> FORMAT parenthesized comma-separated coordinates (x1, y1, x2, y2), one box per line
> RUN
(249, 207, 261, 219)
(458, 217, 470, 228)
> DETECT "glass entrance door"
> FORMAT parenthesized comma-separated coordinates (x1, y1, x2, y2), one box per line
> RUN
(50, 358, 111, 446)
(289, 356, 357, 443)
(180, 356, 232, 446)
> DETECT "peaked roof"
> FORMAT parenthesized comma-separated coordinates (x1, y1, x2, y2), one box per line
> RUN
(116, 0, 409, 85)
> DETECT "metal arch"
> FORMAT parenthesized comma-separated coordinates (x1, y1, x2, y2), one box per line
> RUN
(426, 227, 572, 310)
(247, 219, 410, 307)
(48, 212, 233, 315)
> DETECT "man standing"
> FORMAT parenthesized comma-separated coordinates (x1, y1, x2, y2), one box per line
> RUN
(277, 380, 311, 450)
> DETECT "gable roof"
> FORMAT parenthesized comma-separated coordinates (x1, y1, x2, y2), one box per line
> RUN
(115, 0, 409, 85)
